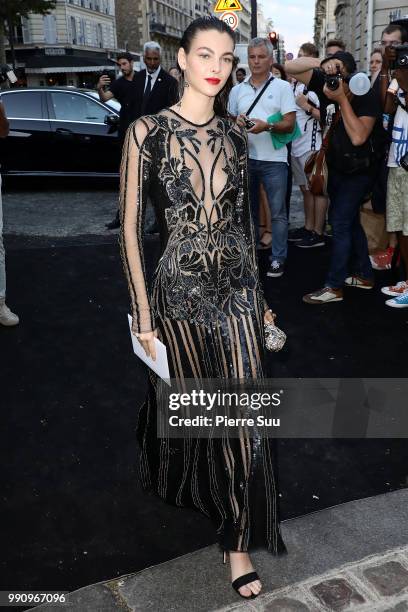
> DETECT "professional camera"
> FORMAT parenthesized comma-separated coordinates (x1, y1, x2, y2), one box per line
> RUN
(0, 64, 17, 85)
(390, 44, 408, 70)
(323, 69, 371, 96)
(324, 70, 343, 91)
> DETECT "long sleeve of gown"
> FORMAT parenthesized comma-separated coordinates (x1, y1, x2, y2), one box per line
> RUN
(119, 118, 156, 335)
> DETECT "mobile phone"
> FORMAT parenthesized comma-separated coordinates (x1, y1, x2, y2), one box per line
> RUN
(243, 118, 256, 130)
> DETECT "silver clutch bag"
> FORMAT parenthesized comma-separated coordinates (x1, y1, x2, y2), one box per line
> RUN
(264, 321, 287, 352)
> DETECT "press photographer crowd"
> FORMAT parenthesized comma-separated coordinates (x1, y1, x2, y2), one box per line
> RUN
(0, 18, 407, 330)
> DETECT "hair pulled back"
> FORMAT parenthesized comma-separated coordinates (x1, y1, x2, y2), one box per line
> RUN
(178, 16, 236, 118)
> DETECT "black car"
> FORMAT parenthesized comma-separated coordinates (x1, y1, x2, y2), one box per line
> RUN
(0, 87, 121, 177)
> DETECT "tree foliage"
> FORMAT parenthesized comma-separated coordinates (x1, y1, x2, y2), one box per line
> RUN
(0, 0, 56, 24)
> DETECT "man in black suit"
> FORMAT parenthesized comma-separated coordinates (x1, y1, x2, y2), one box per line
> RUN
(134, 41, 179, 119)
(100, 43, 178, 229)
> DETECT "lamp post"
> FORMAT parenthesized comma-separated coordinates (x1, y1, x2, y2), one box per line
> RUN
(250, 0, 257, 38)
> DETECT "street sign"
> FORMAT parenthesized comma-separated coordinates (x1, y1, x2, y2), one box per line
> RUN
(286, 52, 294, 61)
(214, 0, 242, 12)
(219, 11, 239, 30)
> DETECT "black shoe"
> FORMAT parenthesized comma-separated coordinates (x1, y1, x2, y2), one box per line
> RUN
(267, 260, 285, 277)
(222, 550, 261, 600)
(295, 231, 325, 248)
(288, 226, 310, 242)
(105, 212, 120, 230)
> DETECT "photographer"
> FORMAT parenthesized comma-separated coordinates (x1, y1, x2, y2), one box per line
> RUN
(286, 51, 381, 304)
(0, 100, 19, 326)
(381, 48, 408, 307)
(377, 24, 407, 106)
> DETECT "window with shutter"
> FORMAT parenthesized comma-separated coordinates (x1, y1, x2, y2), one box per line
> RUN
(43, 14, 57, 44)
(70, 16, 77, 44)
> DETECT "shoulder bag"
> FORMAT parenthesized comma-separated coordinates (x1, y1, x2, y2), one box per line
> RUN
(304, 108, 341, 196)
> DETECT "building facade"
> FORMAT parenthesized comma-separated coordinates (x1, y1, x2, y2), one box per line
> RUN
(6, 0, 119, 87)
(116, 0, 215, 70)
(315, 0, 408, 69)
(115, 0, 255, 70)
(335, 2, 407, 69)
(314, 0, 336, 56)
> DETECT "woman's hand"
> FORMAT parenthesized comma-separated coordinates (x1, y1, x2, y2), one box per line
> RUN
(133, 329, 158, 361)
(264, 309, 276, 325)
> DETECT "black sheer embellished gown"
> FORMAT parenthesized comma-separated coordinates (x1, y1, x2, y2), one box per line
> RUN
(119, 108, 286, 555)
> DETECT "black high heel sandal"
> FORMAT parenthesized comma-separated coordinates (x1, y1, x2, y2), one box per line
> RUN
(222, 550, 261, 599)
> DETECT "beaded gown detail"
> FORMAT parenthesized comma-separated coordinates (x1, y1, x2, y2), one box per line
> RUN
(119, 108, 286, 554)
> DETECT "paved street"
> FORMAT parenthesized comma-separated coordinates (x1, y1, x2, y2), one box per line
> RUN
(31, 490, 408, 611)
(2, 180, 121, 238)
(2, 180, 304, 239)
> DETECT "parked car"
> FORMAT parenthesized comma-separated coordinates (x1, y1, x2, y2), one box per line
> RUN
(0, 87, 121, 178)
(83, 90, 121, 113)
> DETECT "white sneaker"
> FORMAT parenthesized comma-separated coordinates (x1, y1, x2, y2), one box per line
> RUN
(0, 300, 19, 326)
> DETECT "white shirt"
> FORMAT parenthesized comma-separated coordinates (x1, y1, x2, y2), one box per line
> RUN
(144, 66, 161, 92)
(387, 88, 408, 168)
(228, 74, 297, 162)
(291, 81, 322, 158)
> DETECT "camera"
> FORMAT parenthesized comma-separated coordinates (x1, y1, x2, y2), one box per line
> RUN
(324, 70, 343, 91)
(0, 64, 17, 85)
(400, 151, 408, 172)
(390, 44, 408, 70)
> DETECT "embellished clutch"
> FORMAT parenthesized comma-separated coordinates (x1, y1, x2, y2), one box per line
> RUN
(264, 321, 287, 352)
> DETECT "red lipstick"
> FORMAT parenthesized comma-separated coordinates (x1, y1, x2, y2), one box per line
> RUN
(205, 78, 221, 85)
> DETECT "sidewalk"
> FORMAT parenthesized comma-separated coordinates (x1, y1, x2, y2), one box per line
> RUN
(31, 488, 408, 612)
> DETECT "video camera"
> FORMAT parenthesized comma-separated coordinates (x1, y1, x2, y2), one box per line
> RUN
(390, 44, 408, 70)
(0, 64, 17, 86)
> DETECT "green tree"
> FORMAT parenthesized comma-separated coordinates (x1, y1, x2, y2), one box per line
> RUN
(0, 0, 56, 66)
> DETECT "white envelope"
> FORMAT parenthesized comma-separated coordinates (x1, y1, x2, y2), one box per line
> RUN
(127, 314, 171, 386)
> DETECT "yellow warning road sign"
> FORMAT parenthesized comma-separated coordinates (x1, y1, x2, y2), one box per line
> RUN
(214, 0, 242, 12)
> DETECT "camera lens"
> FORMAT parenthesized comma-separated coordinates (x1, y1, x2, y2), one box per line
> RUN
(326, 76, 339, 91)
(398, 54, 408, 67)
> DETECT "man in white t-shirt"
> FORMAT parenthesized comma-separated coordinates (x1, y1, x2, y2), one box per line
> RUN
(289, 42, 328, 249)
(382, 68, 408, 308)
(228, 38, 297, 278)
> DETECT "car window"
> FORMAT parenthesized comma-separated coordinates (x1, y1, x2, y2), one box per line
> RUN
(50, 92, 108, 123)
(0, 91, 44, 119)
(86, 91, 121, 112)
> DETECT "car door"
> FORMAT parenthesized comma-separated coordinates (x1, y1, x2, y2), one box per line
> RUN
(0, 90, 52, 175)
(46, 90, 120, 175)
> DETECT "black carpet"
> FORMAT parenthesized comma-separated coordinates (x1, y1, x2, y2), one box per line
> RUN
(1, 235, 407, 594)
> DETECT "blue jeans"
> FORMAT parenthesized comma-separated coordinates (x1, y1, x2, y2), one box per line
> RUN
(249, 159, 288, 263)
(326, 170, 374, 289)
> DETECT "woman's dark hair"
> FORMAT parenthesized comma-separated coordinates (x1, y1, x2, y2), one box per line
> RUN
(272, 63, 287, 81)
(177, 16, 235, 117)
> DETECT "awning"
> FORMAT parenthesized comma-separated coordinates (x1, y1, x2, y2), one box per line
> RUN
(24, 54, 116, 74)
(25, 65, 114, 74)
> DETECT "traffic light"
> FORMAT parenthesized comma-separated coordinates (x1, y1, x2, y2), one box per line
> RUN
(268, 31, 278, 50)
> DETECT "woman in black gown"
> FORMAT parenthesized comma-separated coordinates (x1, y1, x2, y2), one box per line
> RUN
(119, 16, 286, 599)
